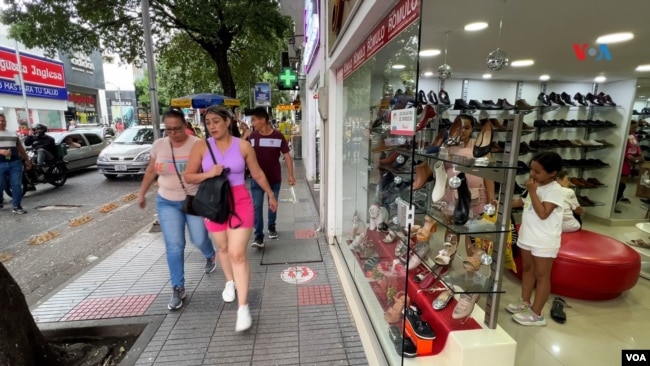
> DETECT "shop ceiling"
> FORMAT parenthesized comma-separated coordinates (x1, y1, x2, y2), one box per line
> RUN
(409, 0, 650, 87)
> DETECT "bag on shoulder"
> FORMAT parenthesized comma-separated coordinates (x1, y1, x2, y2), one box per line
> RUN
(182, 195, 197, 216)
(192, 138, 242, 227)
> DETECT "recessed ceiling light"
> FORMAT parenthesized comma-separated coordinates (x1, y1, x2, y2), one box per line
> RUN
(482, 73, 492, 79)
(636, 64, 650, 72)
(423, 71, 434, 77)
(392, 64, 406, 70)
(596, 32, 634, 44)
(464, 22, 488, 31)
(540, 74, 550, 81)
(420, 49, 441, 57)
(594, 75, 607, 83)
(511, 59, 534, 67)
(639, 95, 646, 98)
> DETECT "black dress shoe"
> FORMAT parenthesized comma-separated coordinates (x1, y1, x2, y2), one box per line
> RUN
(497, 98, 514, 110)
(427, 90, 439, 105)
(454, 98, 471, 110)
(587, 93, 603, 106)
(599, 92, 616, 106)
(454, 172, 470, 225)
(469, 99, 490, 109)
(473, 121, 493, 158)
(561, 92, 576, 106)
(538, 92, 551, 106)
(482, 100, 499, 110)
(573, 92, 588, 106)
(418, 90, 428, 105)
(549, 92, 565, 106)
(438, 89, 451, 105)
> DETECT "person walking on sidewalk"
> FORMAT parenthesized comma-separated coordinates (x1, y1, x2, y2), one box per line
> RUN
(0, 113, 32, 214)
(137, 108, 217, 311)
(184, 105, 278, 332)
(248, 107, 296, 248)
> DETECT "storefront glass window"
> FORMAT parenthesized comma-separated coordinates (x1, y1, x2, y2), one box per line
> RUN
(37, 110, 64, 130)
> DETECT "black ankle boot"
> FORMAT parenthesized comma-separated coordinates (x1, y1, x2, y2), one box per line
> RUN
(454, 173, 470, 225)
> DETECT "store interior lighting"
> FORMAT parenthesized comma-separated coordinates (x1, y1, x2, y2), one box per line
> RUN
(596, 32, 634, 44)
(510, 59, 534, 67)
(464, 22, 489, 31)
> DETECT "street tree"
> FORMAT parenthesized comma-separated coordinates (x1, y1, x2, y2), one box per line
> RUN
(1, 0, 294, 98)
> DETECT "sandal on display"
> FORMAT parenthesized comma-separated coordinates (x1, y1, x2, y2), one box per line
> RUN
(452, 293, 480, 319)
(404, 307, 436, 339)
(550, 297, 568, 324)
(416, 215, 436, 242)
(434, 235, 458, 265)
(462, 250, 484, 273)
(431, 161, 447, 203)
(433, 289, 454, 310)
(408, 242, 431, 270)
(384, 292, 409, 324)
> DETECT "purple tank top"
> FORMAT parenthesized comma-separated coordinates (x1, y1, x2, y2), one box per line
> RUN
(201, 137, 246, 186)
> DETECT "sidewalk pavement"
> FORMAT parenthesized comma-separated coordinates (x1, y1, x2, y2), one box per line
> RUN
(30, 161, 369, 365)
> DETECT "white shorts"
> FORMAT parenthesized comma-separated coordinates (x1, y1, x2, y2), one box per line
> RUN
(517, 242, 559, 258)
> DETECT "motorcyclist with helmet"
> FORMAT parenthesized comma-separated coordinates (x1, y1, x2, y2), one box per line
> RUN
(24, 124, 57, 167)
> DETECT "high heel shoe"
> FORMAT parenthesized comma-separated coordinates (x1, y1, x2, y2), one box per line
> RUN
(384, 292, 409, 324)
(418, 90, 428, 105)
(416, 104, 436, 131)
(573, 92, 588, 106)
(426, 130, 446, 154)
(453, 173, 470, 225)
(438, 89, 451, 105)
(434, 234, 458, 265)
(452, 293, 480, 319)
(431, 161, 447, 202)
(408, 241, 431, 270)
(462, 249, 485, 273)
(446, 116, 463, 145)
(433, 289, 453, 310)
(473, 121, 493, 158)
(412, 162, 433, 190)
(427, 90, 439, 105)
(416, 215, 436, 242)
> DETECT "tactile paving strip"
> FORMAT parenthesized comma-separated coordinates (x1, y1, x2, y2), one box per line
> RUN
(295, 228, 317, 239)
(298, 285, 333, 306)
(61, 294, 157, 321)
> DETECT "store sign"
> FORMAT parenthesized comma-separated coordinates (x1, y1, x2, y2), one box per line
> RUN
(254, 82, 271, 107)
(277, 104, 298, 111)
(0, 46, 67, 100)
(573, 43, 612, 61)
(336, 0, 420, 82)
(69, 52, 95, 73)
(390, 108, 416, 136)
(111, 100, 133, 107)
(68, 94, 95, 105)
(303, 0, 320, 73)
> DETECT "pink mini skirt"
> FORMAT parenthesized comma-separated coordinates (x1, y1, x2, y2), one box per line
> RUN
(204, 184, 254, 232)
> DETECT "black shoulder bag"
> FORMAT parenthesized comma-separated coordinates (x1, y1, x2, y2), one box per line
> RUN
(170, 139, 198, 216)
(192, 138, 242, 228)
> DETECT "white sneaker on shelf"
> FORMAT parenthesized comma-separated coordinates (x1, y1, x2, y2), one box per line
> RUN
(222, 280, 236, 303)
(236, 304, 252, 332)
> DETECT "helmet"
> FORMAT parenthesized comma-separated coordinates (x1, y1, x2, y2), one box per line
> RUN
(35, 124, 48, 133)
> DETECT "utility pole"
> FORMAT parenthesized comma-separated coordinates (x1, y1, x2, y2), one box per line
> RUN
(141, 0, 161, 139)
(13, 40, 31, 127)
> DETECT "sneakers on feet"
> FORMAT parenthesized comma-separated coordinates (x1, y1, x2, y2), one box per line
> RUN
(168, 286, 186, 310)
(205, 257, 217, 274)
(512, 308, 547, 326)
(506, 299, 530, 314)
(222, 280, 236, 302)
(235, 304, 252, 332)
(251, 235, 265, 248)
(268, 225, 278, 239)
(12, 206, 27, 215)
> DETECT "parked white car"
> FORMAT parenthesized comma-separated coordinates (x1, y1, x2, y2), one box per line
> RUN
(48, 130, 109, 171)
(96, 125, 165, 179)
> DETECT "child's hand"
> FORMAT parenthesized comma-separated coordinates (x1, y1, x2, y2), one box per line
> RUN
(525, 178, 537, 192)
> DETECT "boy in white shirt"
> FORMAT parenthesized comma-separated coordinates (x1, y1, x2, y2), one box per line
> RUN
(556, 170, 583, 232)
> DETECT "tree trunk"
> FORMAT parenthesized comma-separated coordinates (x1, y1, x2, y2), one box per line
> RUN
(0, 262, 64, 366)
(210, 47, 237, 98)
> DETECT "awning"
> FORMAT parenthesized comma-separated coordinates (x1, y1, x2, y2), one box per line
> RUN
(170, 93, 241, 109)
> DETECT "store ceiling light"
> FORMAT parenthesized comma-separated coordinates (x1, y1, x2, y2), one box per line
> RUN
(464, 22, 489, 31)
(596, 32, 634, 44)
(392, 64, 406, 70)
(420, 49, 441, 57)
(511, 59, 534, 67)
(594, 75, 607, 83)
(423, 71, 434, 77)
(539, 74, 551, 81)
(482, 73, 492, 79)
(636, 64, 650, 72)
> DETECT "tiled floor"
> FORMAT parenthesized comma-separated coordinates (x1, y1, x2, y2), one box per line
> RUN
(496, 220, 650, 366)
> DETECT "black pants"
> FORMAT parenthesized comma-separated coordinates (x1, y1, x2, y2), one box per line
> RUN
(36, 148, 54, 166)
(617, 181, 627, 202)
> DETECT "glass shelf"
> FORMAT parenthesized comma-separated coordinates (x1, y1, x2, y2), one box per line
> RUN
(535, 124, 616, 131)
(397, 150, 521, 170)
(421, 211, 511, 235)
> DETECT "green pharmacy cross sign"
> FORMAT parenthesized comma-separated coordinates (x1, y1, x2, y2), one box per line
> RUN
(277, 68, 299, 90)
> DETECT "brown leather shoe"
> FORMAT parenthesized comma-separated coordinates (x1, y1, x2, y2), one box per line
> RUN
(515, 99, 535, 110)
(569, 177, 584, 187)
(412, 162, 433, 190)
(380, 151, 400, 165)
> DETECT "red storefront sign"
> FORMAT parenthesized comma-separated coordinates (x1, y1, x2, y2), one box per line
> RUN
(336, 0, 421, 82)
(0, 46, 66, 88)
(68, 94, 96, 105)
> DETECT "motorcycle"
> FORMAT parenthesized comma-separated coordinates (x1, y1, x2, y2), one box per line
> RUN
(3, 146, 68, 198)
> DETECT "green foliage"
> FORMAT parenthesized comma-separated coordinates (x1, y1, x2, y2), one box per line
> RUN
(1, 0, 294, 98)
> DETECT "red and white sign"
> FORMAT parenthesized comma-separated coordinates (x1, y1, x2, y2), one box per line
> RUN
(0, 46, 66, 88)
(336, 0, 420, 83)
(280, 266, 317, 284)
(390, 108, 416, 136)
(68, 94, 96, 105)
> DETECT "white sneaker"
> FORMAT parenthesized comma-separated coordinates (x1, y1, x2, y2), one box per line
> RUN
(235, 304, 252, 332)
(222, 280, 236, 303)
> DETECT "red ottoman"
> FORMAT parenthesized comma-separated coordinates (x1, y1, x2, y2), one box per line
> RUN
(513, 229, 640, 300)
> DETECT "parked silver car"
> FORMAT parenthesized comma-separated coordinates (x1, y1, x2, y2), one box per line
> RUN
(48, 130, 109, 171)
(96, 125, 165, 179)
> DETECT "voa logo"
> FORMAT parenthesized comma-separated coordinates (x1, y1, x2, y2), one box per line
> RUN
(573, 43, 612, 61)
